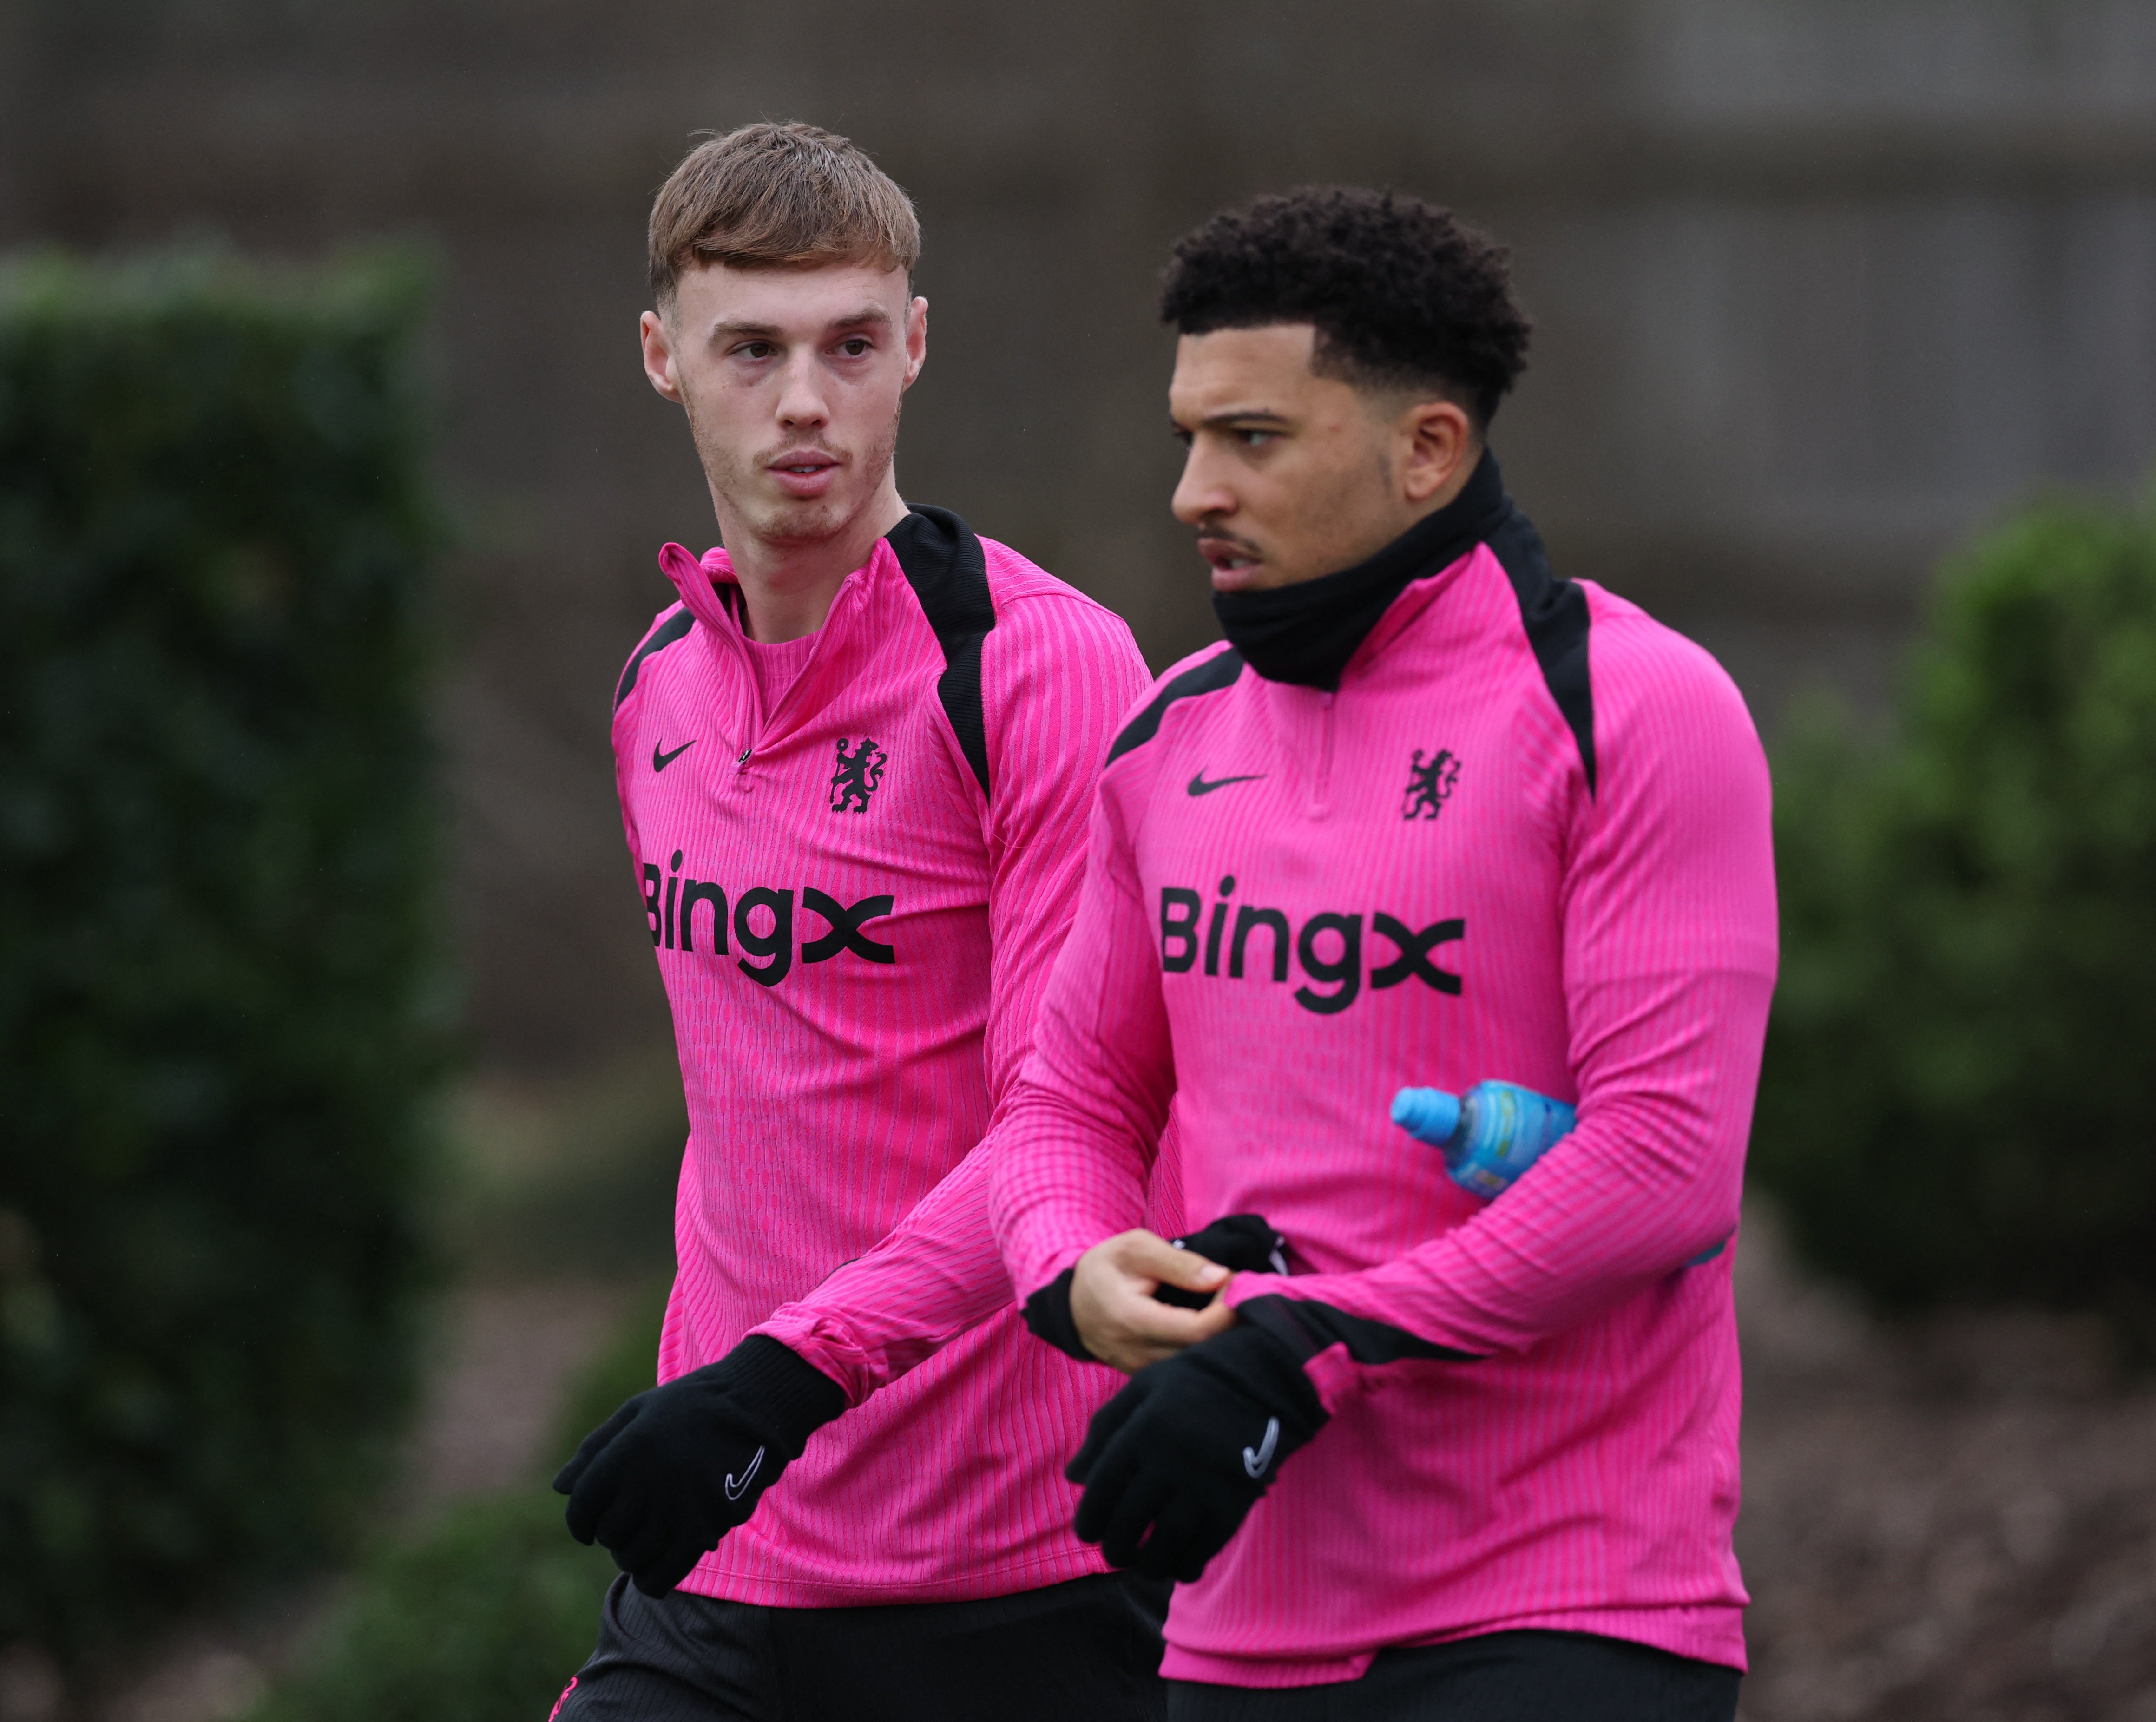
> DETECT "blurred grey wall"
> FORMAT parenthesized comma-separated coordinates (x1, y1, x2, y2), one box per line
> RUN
(6, 0, 2154, 1069)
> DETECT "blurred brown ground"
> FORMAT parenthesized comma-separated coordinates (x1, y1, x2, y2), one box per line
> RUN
(1736, 1207, 2156, 1722)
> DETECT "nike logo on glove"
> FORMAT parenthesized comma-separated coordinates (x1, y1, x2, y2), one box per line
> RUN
(1188, 770, 1265, 797)
(653, 740, 695, 772)
(724, 1446, 766, 1502)
(1242, 1418, 1280, 1479)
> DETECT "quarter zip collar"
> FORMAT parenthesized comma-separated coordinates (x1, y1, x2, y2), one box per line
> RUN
(657, 541, 873, 648)
(657, 539, 737, 636)
(655, 538, 885, 743)
(1212, 448, 1512, 690)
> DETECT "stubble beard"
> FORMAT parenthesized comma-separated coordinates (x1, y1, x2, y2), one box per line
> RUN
(687, 394, 905, 551)
(1284, 427, 1416, 584)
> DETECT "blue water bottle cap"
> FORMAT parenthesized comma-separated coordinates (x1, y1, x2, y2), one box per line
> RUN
(1391, 1086, 1462, 1146)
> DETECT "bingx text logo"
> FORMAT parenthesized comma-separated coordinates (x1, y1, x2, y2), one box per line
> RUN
(644, 848, 894, 987)
(1160, 875, 1462, 1016)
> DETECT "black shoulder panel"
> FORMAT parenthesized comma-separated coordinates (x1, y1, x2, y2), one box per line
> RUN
(1238, 1293, 1482, 1368)
(887, 506, 996, 795)
(614, 607, 696, 710)
(1105, 647, 1246, 766)
(1484, 510, 1596, 795)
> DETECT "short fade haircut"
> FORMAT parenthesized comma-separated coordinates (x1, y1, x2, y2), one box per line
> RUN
(1160, 187, 1532, 429)
(647, 121, 920, 308)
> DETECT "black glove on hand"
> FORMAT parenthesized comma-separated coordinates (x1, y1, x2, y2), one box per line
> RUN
(1021, 1213, 1288, 1360)
(1066, 1298, 1328, 1581)
(1152, 1214, 1290, 1308)
(554, 1334, 846, 1595)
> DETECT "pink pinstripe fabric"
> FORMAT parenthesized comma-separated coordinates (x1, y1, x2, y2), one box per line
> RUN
(991, 546, 1778, 1686)
(612, 522, 1153, 1605)
(741, 629, 817, 711)
(753, 1104, 1187, 1404)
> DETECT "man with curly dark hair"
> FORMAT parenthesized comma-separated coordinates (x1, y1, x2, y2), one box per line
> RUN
(1159, 187, 1531, 427)
(989, 187, 1776, 1719)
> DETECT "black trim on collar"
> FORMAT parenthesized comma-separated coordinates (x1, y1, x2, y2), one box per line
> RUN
(886, 506, 996, 795)
(1106, 647, 1246, 765)
(1209, 451, 1596, 795)
(1211, 451, 1510, 692)
(615, 607, 695, 710)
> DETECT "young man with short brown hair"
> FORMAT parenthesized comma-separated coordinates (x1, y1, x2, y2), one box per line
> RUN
(547, 122, 1172, 1722)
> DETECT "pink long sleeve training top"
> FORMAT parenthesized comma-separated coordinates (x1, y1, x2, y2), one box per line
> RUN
(612, 507, 1157, 1605)
(990, 457, 1779, 1687)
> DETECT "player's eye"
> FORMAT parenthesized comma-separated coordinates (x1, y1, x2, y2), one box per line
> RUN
(838, 338, 872, 357)
(734, 341, 776, 360)
(1171, 428, 1194, 448)
(1236, 429, 1276, 448)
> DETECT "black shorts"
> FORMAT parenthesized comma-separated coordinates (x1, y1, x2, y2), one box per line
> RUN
(1165, 1630, 1740, 1722)
(551, 1571, 1169, 1722)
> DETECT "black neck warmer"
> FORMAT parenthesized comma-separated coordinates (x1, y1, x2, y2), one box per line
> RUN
(1213, 449, 1512, 689)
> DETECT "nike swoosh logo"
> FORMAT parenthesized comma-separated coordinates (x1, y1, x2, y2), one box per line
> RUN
(1242, 1417, 1280, 1479)
(724, 1446, 766, 1503)
(1188, 771, 1266, 797)
(653, 740, 695, 772)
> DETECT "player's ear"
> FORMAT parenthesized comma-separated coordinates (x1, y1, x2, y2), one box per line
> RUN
(902, 296, 927, 391)
(1398, 396, 1472, 505)
(641, 308, 685, 405)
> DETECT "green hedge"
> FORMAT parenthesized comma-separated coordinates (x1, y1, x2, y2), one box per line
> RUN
(246, 1491, 613, 1722)
(0, 250, 446, 1657)
(1753, 489, 2156, 1334)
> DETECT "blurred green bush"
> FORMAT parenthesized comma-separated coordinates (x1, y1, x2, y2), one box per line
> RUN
(247, 1490, 612, 1722)
(0, 250, 447, 1657)
(1753, 488, 2156, 1334)
(250, 1282, 668, 1722)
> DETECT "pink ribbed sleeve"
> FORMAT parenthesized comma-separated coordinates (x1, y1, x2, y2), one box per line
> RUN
(988, 759, 1183, 1304)
(1223, 614, 1777, 1369)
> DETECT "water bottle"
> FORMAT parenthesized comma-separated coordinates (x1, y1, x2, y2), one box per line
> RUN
(1390, 1081, 1727, 1265)
(1391, 1081, 1577, 1199)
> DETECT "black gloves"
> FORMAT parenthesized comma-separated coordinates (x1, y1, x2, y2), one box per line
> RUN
(1153, 1214, 1290, 1309)
(1021, 1214, 1288, 1361)
(1066, 1297, 1328, 1581)
(554, 1334, 846, 1595)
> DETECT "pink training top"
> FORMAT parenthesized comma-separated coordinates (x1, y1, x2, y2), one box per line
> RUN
(612, 507, 1155, 1604)
(991, 466, 1778, 1686)
(741, 629, 818, 714)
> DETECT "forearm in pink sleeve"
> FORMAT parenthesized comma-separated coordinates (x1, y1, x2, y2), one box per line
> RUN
(977, 599, 1153, 1110)
(1228, 640, 1778, 1383)
(760, 850, 1185, 1401)
(1223, 966, 1772, 1371)
(991, 792, 1178, 1300)
(753, 1141, 1009, 1405)
(752, 598, 1150, 1402)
